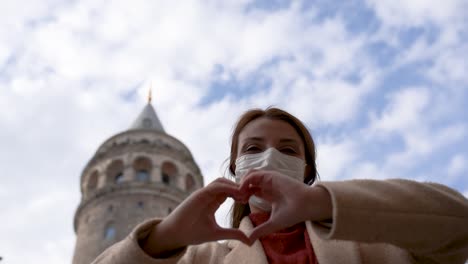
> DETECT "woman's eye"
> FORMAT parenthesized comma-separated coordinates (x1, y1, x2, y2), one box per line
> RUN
(280, 148, 297, 154)
(245, 146, 262, 153)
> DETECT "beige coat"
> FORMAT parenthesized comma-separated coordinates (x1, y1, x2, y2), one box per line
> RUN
(93, 179, 468, 264)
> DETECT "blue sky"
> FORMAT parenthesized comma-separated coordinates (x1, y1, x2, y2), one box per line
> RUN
(0, 0, 467, 263)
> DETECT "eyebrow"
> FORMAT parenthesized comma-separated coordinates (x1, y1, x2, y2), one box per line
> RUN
(243, 137, 264, 142)
(242, 137, 299, 144)
(279, 138, 299, 144)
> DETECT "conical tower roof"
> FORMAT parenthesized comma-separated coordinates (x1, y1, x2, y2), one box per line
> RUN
(129, 103, 165, 132)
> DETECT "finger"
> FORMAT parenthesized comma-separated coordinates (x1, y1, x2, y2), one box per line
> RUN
(202, 183, 250, 204)
(208, 194, 228, 211)
(208, 178, 241, 191)
(206, 183, 241, 197)
(248, 220, 277, 242)
(215, 180, 249, 202)
(239, 170, 266, 186)
(239, 170, 274, 188)
(239, 172, 273, 198)
(213, 177, 240, 187)
(213, 227, 250, 245)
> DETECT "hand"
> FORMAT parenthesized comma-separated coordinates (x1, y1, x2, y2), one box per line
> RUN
(142, 178, 252, 256)
(239, 170, 332, 242)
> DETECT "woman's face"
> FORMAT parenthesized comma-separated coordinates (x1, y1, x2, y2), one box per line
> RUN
(237, 117, 306, 161)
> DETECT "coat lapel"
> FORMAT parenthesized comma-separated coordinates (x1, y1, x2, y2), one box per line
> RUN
(306, 221, 362, 264)
(224, 218, 362, 264)
(224, 218, 269, 264)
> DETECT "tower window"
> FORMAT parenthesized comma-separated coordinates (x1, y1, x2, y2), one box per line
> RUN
(115, 172, 124, 184)
(137, 201, 144, 209)
(106, 160, 124, 185)
(86, 171, 99, 192)
(104, 224, 116, 240)
(162, 173, 170, 185)
(133, 156, 152, 182)
(137, 170, 149, 182)
(161, 161, 178, 186)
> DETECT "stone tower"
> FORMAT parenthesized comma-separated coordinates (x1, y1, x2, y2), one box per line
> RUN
(72, 98, 203, 264)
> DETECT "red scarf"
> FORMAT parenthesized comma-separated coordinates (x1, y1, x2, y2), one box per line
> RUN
(249, 212, 318, 264)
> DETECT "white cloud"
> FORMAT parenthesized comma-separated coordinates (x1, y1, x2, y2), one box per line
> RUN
(349, 162, 383, 180)
(448, 154, 466, 176)
(365, 0, 466, 27)
(0, 0, 62, 65)
(391, 27, 468, 87)
(365, 0, 468, 94)
(1, 189, 77, 264)
(427, 45, 468, 84)
(316, 139, 357, 181)
(363, 83, 466, 178)
(369, 87, 430, 134)
(277, 78, 372, 127)
(22, 0, 311, 83)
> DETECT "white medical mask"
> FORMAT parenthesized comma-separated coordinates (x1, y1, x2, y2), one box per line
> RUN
(234, 148, 306, 211)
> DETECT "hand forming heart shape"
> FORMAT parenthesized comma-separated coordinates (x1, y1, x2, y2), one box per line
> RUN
(142, 170, 332, 256)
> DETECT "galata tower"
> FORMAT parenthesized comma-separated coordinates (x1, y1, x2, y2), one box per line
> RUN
(72, 93, 204, 264)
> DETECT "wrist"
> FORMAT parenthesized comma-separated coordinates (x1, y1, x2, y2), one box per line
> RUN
(305, 185, 333, 221)
(141, 218, 185, 257)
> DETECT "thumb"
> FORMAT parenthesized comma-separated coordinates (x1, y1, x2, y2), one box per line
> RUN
(248, 220, 276, 243)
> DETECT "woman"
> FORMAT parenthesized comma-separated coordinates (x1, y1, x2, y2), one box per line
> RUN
(93, 108, 468, 264)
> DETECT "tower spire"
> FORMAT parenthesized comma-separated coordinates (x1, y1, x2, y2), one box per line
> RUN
(129, 83, 164, 131)
(148, 83, 152, 104)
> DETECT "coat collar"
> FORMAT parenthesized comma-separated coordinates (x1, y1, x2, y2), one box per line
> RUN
(225, 217, 269, 264)
(306, 221, 362, 264)
(225, 218, 361, 264)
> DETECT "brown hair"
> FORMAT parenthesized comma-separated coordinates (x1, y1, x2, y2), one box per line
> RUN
(228, 107, 318, 228)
